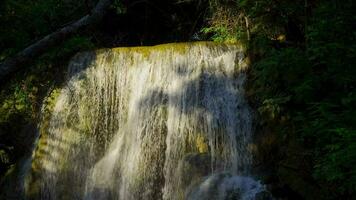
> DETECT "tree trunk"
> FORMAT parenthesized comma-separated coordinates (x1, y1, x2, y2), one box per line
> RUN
(0, 0, 112, 83)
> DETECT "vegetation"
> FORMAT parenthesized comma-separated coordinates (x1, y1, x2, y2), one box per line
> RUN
(0, 0, 355, 199)
(201, 0, 356, 199)
(0, 0, 94, 181)
(0, 0, 205, 187)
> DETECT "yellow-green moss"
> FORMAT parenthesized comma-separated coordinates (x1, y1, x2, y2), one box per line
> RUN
(195, 135, 209, 153)
(24, 88, 62, 199)
(97, 41, 242, 59)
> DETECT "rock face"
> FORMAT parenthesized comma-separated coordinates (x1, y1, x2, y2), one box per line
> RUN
(22, 42, 268, 200)
(250, 118, 321, 200)
(0, 123, 38, 200)
(255, 191, 273, 200)
(179, 153, 211, 186)
(186, 173, 266, 200)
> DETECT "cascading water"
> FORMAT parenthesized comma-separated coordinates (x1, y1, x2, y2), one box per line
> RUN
(26, 42, 267, 200)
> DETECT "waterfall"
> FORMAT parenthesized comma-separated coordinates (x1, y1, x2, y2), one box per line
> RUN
(26, 42, 266, 200)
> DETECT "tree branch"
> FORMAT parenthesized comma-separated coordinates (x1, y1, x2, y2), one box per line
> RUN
(0, 0, 112, 83)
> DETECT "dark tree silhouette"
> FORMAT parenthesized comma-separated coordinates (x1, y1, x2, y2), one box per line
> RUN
(0, 0, 112, 83)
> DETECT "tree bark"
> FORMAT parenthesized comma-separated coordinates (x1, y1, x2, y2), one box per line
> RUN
(244, 16, 250, 41)
(0, 0, 112, 83)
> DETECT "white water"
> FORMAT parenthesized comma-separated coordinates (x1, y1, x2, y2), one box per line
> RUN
(187, 174, 264, 200)
(26, 42, 266, 200)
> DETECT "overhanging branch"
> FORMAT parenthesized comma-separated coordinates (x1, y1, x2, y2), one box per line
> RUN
(0, 0, 112, 83)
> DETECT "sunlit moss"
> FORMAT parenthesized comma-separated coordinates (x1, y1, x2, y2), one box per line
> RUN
(44, 89, 61, 111)
(195, 134, 209, 153)
(24, 88, 62, 198)
(96, 42, 242, 60)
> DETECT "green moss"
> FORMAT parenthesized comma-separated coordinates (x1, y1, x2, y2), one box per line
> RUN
(95, 42, 241, 59)
(194, 134, 209, 153)
(43, 89, 61, 113)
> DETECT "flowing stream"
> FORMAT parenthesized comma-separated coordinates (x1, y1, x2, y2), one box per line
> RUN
(26, 42, 266, 200)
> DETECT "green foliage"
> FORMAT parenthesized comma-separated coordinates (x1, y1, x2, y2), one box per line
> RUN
(0, 35, 93, 125)
(112, 0, 127, 14)
(201, 26, 235, 42)
(250, 1, 356, 198)
(41, 36, 95, 62)
(0, 0, 95, 179)
(201, 1, 245, 42)
(204, 0, 356, 198)
(299, 2, 356, 196)
(0, 0, 89, 61)
(202, 0, 304, 43)
(0, 0, 354, 198)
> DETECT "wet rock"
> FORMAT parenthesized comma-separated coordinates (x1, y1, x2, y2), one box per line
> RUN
(255, 191, 273, 200)
(182, 153, 211, 174)
(179, 153, 211, 188)
(187, 173, 266, 200)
